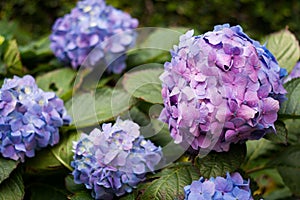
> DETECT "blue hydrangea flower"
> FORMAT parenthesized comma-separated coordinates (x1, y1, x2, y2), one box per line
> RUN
(71, 118, 162, 199)
(50, 0, 138, 73)
(0, 75, 71, 162)
(184, 172, 254, 200)
(160, 24, 287, 152)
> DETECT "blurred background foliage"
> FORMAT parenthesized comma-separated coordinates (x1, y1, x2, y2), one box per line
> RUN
(0, 0, 300, 44)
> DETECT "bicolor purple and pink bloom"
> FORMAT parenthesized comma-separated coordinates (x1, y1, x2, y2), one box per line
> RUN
(50, 0, 138, 73)
(71, 118, 162, 199)
(0, 75, 71, 162)
(184, 172, 253, 200)
(160, 24, 287, 152)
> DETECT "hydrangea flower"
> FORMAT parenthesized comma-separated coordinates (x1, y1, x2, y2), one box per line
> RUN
(71, 118, 162, 199)
(50, 0, 138, 73)
(184, 172, 254, 200)
(0, 75, 71, 162)
(160, 24, 287, 152)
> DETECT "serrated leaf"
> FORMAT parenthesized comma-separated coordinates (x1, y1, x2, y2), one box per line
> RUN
(3, 39, 23, 75)
(123, 67, 164, 104)
(195, 144, 246, 178)
(268, 145, 300, 196)
(0, 170, 24, 200)
(66, 87, 134, 128)
(264, 121, 288, 144)
(279, 78, 300, 117)
(137, 163, 200, 200)
(51, 131, 82, 171)
(0, 157, 19, 184)
(36, 68, 76, 100)
(264, 29, 300, 72)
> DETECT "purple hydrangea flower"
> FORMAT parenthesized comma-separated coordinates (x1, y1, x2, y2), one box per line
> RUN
(0, 75, 71, 162)
(50, 0, 138, 73)
(184, 172, 253, 200)
(160, 24, 287, 152)
(71, 118, 162, 199)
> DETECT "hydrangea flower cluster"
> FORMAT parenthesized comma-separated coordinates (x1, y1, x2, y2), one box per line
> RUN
(160, 24, 287, 152)
(0, 75, 71, 162)
(184, 172, 253, 200)
(71, 119, 162, 199)
(50, 0, 138, 73)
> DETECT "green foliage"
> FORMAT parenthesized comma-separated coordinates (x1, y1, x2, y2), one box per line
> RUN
(195, 144, 246, 178)
(279, 78, 300, 118)
(66, 87, 135, 128)
(0, 170, 24, 200)
(264, 29, 300, 72)
(0, 158, 19, 184)
(123, 67, 164, 104)
(132, 163, 200, 200)
(264, 121, 288, 145)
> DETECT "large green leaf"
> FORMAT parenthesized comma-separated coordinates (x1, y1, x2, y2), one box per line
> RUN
(65, 175, 93, 200)
(28, 183, 68, 200)
(68, 191, 94, 200)
(3, 39, 23, 75)
(264, 28, 300, 72)
(51, 131, 82, 171)
(279, 78, 300, 118)
(24, 148, 64, 175)
(36, 68, 76, 100)
(0, 170, 24, 200)
(242, 139, 280, 171)
(123, 67, 164, 104)
(127, 28, 187, 67)
(66, 87, 134, 128)
(264, 121, 288, 144)
(268, 145, 300, 196)
(195, 144, 246, 178)
(0, 157, 19, 184)
(137, 163, 200, 200)
(19, 36, 52, 59)
(284, 119, 300, 145)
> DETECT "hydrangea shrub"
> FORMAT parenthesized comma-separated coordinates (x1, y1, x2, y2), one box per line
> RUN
(71, 118, 162, 199)
(0, 75, 71, 162)
(184, 172, 253, 200)
(50, 0, 138, 73)
(160, 24, 287, 152)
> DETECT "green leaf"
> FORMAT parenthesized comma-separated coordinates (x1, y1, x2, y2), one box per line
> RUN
(264, 121, 288, 144)
(68, 191, 94, 200)
(123, 67, 164, 104)
(0, 170, 24, 200)
(51, 131, 82, 171)
(19, 36, 52, 59)
(242, 139, 280, 171)
(65, 175, 86, 193)
(127, 28, 187, 67)
(36, 68, 76, 100)
(24, 148, 64, 175)
(66, 87, 135, 128)
(264, 28, 300, 72)
(268, 145, 300, 196)
(28, 183, 68, 200)
(279, 78, 300, 118)
(0, 157, 19, 184)
(284, 119, 300, 145)
(137, 163, 200, 200)
(3, 39, 23, 76)
(195, 144, 246, 178)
